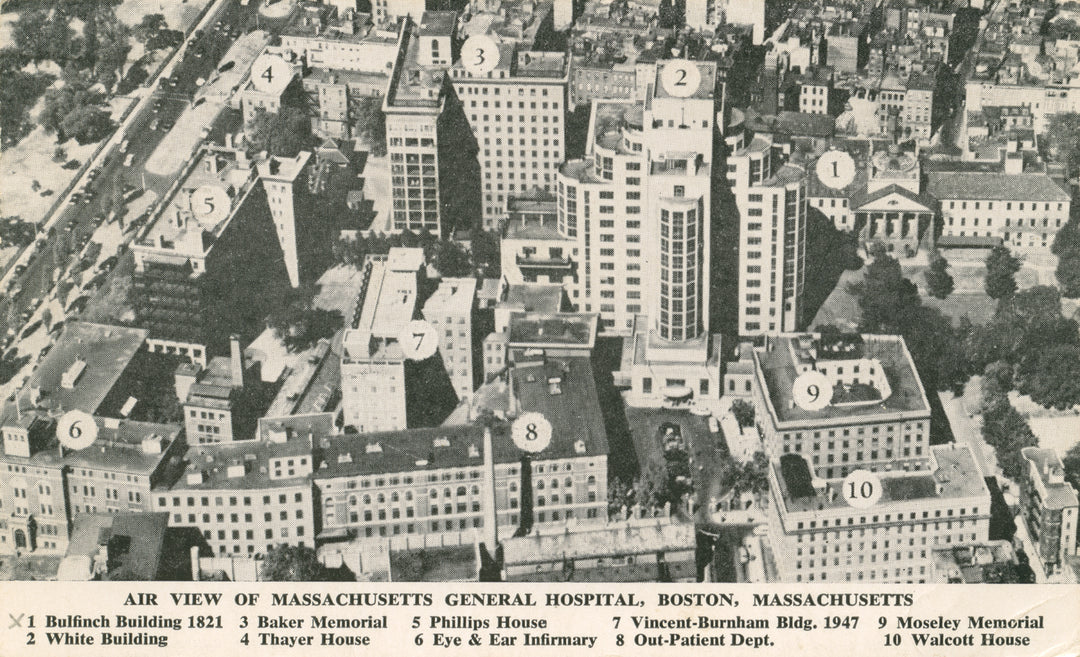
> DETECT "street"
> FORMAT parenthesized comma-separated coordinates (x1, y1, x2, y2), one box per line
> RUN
(0, 0, 249, 358)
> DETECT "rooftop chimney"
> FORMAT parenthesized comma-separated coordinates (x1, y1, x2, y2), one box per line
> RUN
(230, 335, 244, 389)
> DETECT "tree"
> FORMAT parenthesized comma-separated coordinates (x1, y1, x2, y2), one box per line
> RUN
(1014, 344, 1080, 410)
(924, 254, 954, 299)
(266, 286, 344, 351)
(41, 308, 53, 330)
(1063, 443, 1080, 498)
(61, 106, 115, 145)
(10, 10, 54, 64)
(985, 245, 1021, 300)
(1043, 113, 1080, 178)
(431, 240, 472, 278)
(1053, 207, 1080, 297)
(730, 399, 755, 429)
(847, 248, 919, 333)
(133, 14, 168, 45)
(246, 106, 312, 158)
(470, 228, 501, 279)
(260, 544, 329, 581)
(633, 459, 671, 510)
(352, 96, 386, 156)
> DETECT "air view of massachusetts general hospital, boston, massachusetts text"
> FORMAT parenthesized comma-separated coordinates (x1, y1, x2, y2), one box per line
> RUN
(1, 0, 1080, 585)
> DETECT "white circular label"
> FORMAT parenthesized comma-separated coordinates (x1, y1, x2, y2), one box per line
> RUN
(792, 370, 833, 411)
(190, 185, 230, 226)
(250, 54, 291, 92)
(398, 319, 438, 361)
(815, 150, 856, 190)
(661, 60, 701, 98)
(461, 35, 500, 76)
(511, 412, 552, 454)
(841, 469, 883, 508)
(57, 410, 98, 450)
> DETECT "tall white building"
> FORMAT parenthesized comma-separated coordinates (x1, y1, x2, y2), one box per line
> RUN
(450, 48, 570, 230)
(422, 277, 477, 401)
(340, 248, 425, 432)
(725, 130, 807, 336)
(258, 152, 311, 288)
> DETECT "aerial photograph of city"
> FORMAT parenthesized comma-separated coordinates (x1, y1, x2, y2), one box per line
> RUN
(0, 0, 1078, 586)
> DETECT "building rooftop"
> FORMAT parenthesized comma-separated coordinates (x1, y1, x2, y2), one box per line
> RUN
(776, 443, 988, 513)
(502, 516, 695, 565)
(169, 438, 313, 491)
(423, 277, 477, 315)
(266, 339, 341, 417)
(257, 412, 336, 445)
(507, 312, 597, 349)
(926, 172, 1070, 202)
(318, 356, 607, 477)
(1, 322, 148, 420)
(1022, 447, 1080, 510)
(281, 4, 382, 44)
(754, 333, 930, 427)
(62, 417, 181, 476)
(385, 14, 451, 110)
(343, 248, 425, 361)
(652, 60, 717, 100)
(141, 146, 258, 258)
(499, 283, 564, 314)
(61, 512, 169, 581)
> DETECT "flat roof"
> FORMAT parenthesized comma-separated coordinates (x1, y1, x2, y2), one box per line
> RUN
(1022, 447, 1080, 510)
(503, 518, 695, 565)
(4, 322, 147, 418)
(507, 312, 597, 349)
(422, 277, 477, 315)
(169, 438, 313, 491)
(776, 443, 988, 513)
(754, 333, 930, 427)
(316, 357, 608, 476)
(500, 283, 564, 314)
(142, 147, 258, 256)
(258, 412, 336, 444)
(63, 418, 181, 475)
(63, 512, 169, 581)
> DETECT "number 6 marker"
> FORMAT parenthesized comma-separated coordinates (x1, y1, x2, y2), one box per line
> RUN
(57, 410, 98, 450)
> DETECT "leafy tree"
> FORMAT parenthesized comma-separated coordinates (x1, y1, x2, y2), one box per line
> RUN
(1043, 113, 1080, 177)
(924, 254, 954, 299)
(470, 229, 501, 279)
(847, 248, 919, 333)
(41, 308, 53, 330)
(1063, 443, 1080, 498)
(985, 245, 1021, 299)
(260, 544, 330, 582)
(52, 146, 68, 162)
(266, 286, 344, 351)
(1014, 344, 1080, 410)
(431, 240, 472, 278)
(352, 96, 386, 156)
(10, 10, 54, 64)
(247, 106, 312, 158)
(86, 7, 131, 89)
(1053, 207, 1080, 297)
(133, 13, 168, 45)
(730, 399, 755, 428)
(61, 106, 115, 145)
(633, 459, 671, 510)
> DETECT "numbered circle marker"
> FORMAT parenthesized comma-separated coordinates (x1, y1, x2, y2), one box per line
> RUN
(190, 185, 230, 227)
(792, 370, 833, 411)
(815, 150, 856, 190)
(842, 469, 883, 508)
(57, 410, 98, 450)
(398, 319, 438, 361)
(461, 35, 500, 76)
(512, 412, 552, 453)
(250, 54, 291, 92)
(661, 60, 701, 98)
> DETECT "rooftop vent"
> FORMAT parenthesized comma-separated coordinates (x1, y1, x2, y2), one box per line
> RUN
(365, 442, 383, 454)
(468, 444, 479, 458)
(574, 439, 586, 455)
(337, 452, 353, 464)
(415, 459, 429, 467)
(433, 437, 450, 448)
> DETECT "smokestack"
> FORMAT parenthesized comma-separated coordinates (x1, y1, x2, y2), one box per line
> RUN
(190, 545, 201, 581)
(230, 335, 244, 389)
